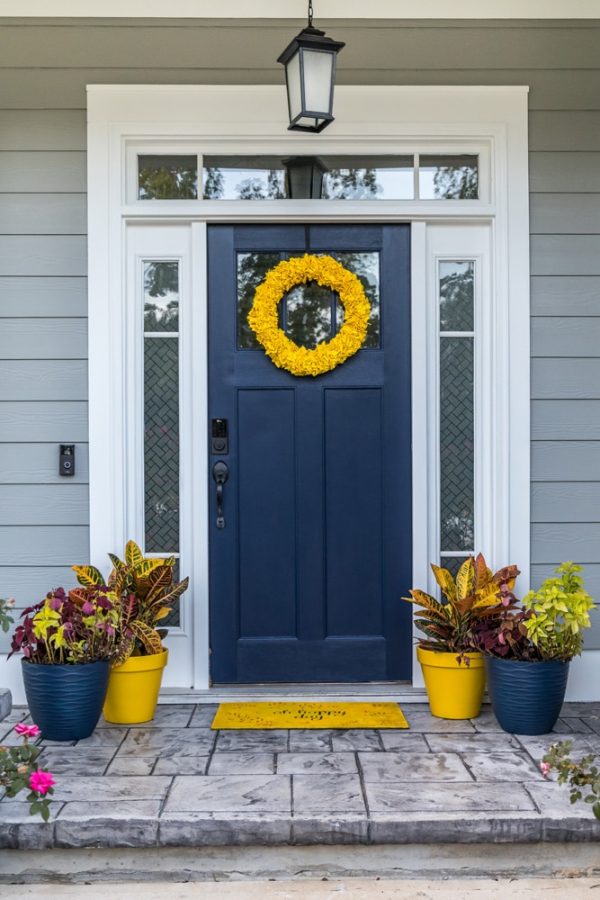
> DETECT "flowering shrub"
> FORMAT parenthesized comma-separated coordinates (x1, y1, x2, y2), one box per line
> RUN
(542, 740, 600, 820)
(9, 587, 122, 664)
(0, 724, 55, 820)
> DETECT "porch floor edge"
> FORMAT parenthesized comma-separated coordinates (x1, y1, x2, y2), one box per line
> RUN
(158, 683, 425, 704)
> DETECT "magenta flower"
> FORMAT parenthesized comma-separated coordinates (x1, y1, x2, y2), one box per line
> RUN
(28, 769, 55, 795)
(540, 761, 551, 778)
(14, 723, 41, 739)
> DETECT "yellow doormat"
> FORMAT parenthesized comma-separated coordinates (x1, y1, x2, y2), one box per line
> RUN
(211, 702, 409, 730)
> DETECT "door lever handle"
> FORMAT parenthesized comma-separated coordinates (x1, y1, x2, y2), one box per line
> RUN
(212, 461, 229, 529)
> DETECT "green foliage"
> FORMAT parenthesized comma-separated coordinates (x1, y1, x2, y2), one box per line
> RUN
(74, 540, 189, 660)
(402, 554, 520, 654)
(522, 562, 595, 661)
(0, 597, 15, 633)
(543, 741, 600, 820)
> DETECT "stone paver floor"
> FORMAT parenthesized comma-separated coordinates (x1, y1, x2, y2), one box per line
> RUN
(1, 702, 600, 848)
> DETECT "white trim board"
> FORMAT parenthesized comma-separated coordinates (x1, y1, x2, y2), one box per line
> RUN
(4, 1, 600, 18)
(84, 83, 531, 694)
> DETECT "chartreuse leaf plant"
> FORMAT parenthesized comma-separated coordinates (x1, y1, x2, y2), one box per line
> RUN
(73, 540, 189, 660)
(403, 554, 520, 655)
(521, 562, 595, 661)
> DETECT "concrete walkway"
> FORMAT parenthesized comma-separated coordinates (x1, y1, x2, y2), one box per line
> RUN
(1, 702, 600, 850)
(2, 879, 600, 899)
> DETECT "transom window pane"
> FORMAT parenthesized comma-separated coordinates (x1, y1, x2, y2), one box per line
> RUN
(237, 251, 380, 351)
(204, 156, 414, 200)
(439, 259, 475, 557)
(419, 155, 479, 200)
(138, 155, 198, 200)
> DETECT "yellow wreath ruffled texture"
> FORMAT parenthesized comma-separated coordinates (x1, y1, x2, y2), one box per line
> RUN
(248, 254, 370, 377)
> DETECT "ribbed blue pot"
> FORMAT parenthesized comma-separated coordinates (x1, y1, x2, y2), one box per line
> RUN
(21, 659, 110, 742)
(485, 657, 569, 735)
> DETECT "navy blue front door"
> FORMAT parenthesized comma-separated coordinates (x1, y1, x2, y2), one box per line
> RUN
(208, 225, 412, 682)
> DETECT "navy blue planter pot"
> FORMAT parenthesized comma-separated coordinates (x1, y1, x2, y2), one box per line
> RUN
(21, 659, 110, 742)
(485, 657, 569, 735)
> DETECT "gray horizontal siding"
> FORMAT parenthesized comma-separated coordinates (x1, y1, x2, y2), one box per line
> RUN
(0, 361, 87, 400)
(2, 24, 600, 71)
(0, 152, 86, 192)
(532, 319, 600, 358)
(532, 483, 600, 523)
(0, 402, 87, 442)
(532, 401, 600, 440)
(0, 526, 89, 565)
(530, 195, 600, 235)
(532, 360, 600, 400)
(0, 566, 79, 600)
(0, 236, 86, 276)
(0, 195, 86, 235)
(532, 524, 600, 564)
(0, 19, 598, 657)
(531, 237, 600, 276)
(529, 153, 600, 193)
(531, 277, 600, 316)
(0, 277, 87, 317)
(0, 485, 88, 525)
(0, 110, 85, 151)
(532, 442, 600, 482)
(0, 443, 88, 483)
(0, 319, 87, 359)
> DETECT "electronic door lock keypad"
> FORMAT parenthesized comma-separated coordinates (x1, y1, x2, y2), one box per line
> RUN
(211, 418, 229, 454)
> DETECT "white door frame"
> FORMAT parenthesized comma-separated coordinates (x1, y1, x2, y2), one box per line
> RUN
(87, 84, 530, 690)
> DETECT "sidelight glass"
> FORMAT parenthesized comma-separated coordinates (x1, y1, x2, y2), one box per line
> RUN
(143, 259, 180, 625)
(439, 260, 475, 557)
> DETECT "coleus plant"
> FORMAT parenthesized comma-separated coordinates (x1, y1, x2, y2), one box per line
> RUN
(403, 554, 520, 655)
(72, 540, 189, 659)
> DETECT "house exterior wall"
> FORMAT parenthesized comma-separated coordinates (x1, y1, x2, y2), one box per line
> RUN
(0, 18, 599, 651)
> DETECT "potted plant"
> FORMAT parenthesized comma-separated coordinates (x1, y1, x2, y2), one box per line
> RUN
(8, 587, 121, 741)
(473, 562, 595, 735)
(73, 540, 189, 724)
(402, 554, 520, 719)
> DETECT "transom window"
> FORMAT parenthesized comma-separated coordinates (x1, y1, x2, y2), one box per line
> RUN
(136, 153, 480, 201)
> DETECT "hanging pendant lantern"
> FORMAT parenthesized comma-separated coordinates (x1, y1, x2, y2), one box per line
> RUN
(277, 1, 345, 134)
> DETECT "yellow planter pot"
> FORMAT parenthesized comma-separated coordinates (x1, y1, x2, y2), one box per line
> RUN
(103, 648, 168, 725)
(417, 646, 485, 720)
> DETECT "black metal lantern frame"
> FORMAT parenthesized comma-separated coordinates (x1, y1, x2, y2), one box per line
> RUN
(277, 3, 345, 134)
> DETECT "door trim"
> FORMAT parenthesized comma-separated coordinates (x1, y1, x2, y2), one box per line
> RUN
(86, 85, 530, 691)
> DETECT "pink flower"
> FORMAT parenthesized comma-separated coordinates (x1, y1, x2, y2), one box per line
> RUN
(28, 769, 55, 795)
(14, 723, 41, 739)
(540, 761, 551, 778)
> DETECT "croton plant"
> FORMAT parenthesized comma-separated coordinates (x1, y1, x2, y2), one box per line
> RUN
(403, 554, 520, 655)
(72, 540, 189, 658)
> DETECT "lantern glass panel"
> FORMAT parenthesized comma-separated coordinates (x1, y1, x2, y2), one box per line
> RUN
(301, 48, 334, 116)
(285, 52, 303, 123)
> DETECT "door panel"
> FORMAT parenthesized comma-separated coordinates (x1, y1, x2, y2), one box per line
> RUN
(208, 224, 412, 682)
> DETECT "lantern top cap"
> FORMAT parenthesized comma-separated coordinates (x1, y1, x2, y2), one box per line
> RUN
(276, 25, 346, 65)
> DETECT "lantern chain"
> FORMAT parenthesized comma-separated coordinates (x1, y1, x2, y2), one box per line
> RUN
(308, 0, 313, 27)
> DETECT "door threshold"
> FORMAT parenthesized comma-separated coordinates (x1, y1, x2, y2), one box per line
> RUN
(159, 682, 427, 704)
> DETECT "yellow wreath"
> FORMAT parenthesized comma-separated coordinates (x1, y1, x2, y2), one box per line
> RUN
(248, 254, 370, 377)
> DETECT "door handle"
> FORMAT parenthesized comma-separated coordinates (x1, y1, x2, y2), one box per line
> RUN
(212, 461, 229, 529)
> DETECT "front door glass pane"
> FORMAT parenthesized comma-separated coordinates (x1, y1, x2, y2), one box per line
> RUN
(237, 251, 381, 351)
